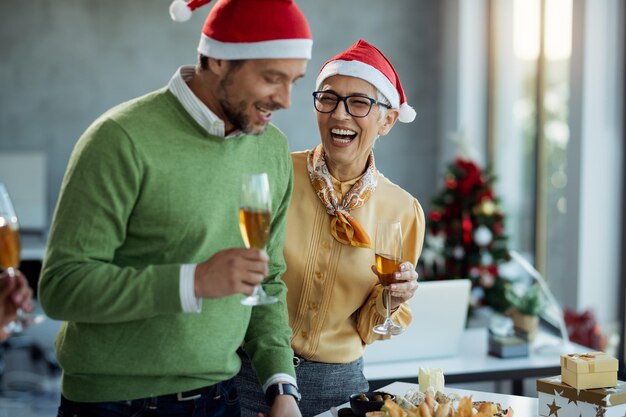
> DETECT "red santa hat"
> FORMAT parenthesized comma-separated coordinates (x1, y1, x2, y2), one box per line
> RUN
(169, 0, 312, 60)
(316, 40, 416, 123)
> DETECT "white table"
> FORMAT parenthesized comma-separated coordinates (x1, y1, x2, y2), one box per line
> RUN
(314, 381, 537, 416)
(364, 327, 588, 395)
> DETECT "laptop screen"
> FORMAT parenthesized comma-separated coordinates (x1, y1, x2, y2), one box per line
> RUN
(363, 279, 471, 363)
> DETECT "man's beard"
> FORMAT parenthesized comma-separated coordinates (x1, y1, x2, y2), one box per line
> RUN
(218, 70, 268, 136)
(219, 98, 266, 136)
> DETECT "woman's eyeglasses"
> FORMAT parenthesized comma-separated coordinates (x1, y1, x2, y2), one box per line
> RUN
(312, 91, 391, 118)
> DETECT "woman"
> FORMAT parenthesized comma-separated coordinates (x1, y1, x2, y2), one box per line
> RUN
(237, 39, 425, 417)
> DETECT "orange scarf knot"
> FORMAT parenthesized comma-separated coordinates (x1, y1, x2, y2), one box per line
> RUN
(307, 145, 377, 248)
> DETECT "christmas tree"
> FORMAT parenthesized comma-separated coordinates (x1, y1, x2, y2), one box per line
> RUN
(418, 156, 512, 312)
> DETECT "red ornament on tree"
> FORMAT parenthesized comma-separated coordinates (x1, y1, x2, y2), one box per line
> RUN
(456, 158, 484, 196)
(462, 212, 472, 245)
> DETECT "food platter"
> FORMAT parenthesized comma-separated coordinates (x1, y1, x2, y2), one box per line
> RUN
(319, 381, 536, 417)
(378, 388, 514, 416)
(342, 387, 514, 417)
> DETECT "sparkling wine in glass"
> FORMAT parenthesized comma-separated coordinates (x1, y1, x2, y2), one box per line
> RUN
(0, 183, 45, 333)
(373, 221, 405, 335)
(238, 173, 277, 306)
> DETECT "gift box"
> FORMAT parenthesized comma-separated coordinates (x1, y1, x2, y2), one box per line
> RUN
(560, 352, 618, 389)
(537, 376, 626, 417)
(488, 333, 529, 358)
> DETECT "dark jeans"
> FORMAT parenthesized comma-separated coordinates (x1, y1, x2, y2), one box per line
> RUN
(57, 378, 240, 417)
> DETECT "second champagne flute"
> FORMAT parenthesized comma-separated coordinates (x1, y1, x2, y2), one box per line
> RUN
(0, 183, 45, 333)
(373, 221, 405, 335)
(238, 173, 277, 306)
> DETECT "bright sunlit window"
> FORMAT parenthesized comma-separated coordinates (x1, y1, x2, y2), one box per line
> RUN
(490, 0, 573, 283)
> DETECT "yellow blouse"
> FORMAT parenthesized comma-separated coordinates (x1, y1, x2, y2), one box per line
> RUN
(284, 151, 425, 363)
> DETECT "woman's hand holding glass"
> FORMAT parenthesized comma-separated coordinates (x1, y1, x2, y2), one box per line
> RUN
(372, 221, 418, 335)
(371, 262, 419, 310)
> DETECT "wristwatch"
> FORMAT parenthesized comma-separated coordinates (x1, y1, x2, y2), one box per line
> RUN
(265, 382, 301, 406)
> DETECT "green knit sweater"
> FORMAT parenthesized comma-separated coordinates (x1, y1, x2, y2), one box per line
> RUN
(39, 88, 295, 402)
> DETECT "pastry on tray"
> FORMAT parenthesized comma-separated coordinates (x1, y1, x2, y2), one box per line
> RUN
(365, 388, 514, 417)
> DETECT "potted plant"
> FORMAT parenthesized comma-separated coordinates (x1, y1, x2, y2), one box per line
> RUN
(506, 284, 542, 341)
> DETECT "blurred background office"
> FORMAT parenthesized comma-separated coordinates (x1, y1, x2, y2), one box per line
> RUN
(0, 0, 624, 416)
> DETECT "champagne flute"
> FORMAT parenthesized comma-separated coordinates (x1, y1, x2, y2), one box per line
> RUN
(373, 221, 405, 335)
(0, 183, 45, 333)
(238, 173, 277, 306)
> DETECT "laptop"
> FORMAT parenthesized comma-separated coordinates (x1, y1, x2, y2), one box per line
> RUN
(363, 279, 471, 363)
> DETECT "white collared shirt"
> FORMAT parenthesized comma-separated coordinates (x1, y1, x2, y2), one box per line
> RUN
(168, 65, 242, 138)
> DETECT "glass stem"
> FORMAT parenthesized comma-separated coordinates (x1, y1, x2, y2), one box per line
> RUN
(5, 266, 25, 329)
(385, 287, 392, 324)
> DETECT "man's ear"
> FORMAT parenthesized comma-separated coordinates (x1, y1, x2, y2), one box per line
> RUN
(378, 109, 399, 137)
(207, 57, 228, 76)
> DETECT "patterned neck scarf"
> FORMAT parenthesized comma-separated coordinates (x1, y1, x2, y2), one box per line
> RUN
(306, 144, 378, 248)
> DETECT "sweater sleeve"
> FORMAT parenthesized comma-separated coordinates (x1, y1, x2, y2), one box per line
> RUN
(39, 118, 182, 323)
(355, 198, 426, 345)
(243, 141, 297, 384)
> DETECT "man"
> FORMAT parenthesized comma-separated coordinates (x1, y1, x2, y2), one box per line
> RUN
(38, 0, 312, 416)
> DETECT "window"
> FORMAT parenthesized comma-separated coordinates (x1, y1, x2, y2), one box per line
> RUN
(489, 0, 573, 285)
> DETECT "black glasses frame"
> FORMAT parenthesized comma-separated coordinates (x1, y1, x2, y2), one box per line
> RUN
(312, 91, 392, 118)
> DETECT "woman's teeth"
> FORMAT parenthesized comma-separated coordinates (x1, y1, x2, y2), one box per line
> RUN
(331, 128, 357, 143)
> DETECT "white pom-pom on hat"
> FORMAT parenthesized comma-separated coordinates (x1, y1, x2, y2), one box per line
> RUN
(170, 0, 215, 23)
(170, 0, 193, 22)
(399, 103, 416, 123)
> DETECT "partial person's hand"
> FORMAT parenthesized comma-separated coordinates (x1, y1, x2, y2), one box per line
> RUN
(194, 248, 269, 298)
(258, 394, 302, 417)
(371, 262, 418, 310)
(0, 270, 34, 341)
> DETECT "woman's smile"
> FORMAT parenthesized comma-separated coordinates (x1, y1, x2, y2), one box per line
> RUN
(330, 127, 358, 145)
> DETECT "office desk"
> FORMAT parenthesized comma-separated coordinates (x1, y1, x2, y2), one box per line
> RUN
(364, 327, 588, 395)
(315, 381, 537, 417)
